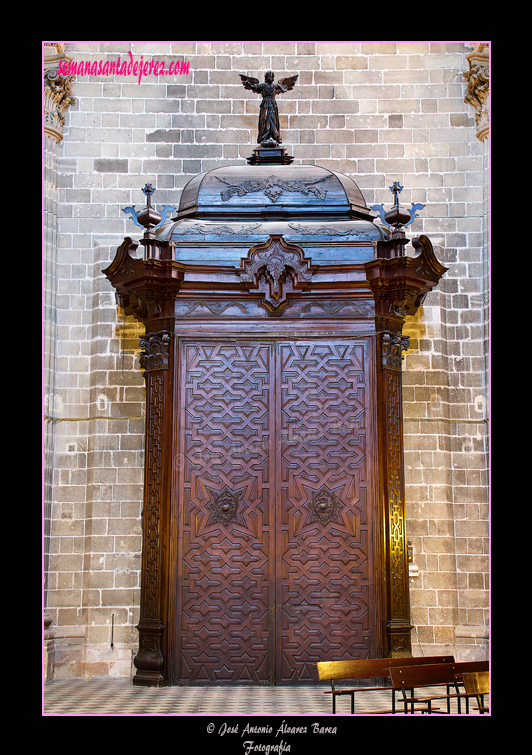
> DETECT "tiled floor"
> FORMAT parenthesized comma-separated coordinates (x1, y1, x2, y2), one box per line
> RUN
(43, 678, 488, 716)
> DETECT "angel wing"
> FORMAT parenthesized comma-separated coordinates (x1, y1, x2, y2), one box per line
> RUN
(239, 74, 260, 91)
(277, 74, 298, 92)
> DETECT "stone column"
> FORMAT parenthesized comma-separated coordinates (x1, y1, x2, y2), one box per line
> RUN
(457, 43, 490, 659)
(43, 43, 75, 679)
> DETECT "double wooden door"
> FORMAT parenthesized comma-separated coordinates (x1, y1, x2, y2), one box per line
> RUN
(174, 337, 377, 683)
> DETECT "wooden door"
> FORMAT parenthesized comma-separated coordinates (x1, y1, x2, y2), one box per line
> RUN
(176, 338, 375, 684)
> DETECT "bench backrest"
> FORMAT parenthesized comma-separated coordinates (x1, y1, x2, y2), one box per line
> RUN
(389, 662, 456, 690)
(316, 656, 455, 682)
(452, 660, 489, 678)
(461, 671, 489, 697)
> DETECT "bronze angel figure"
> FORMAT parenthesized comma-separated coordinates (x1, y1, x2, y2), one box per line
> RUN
(240, 71, 298, 147)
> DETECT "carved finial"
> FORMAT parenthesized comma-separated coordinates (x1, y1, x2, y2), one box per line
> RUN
(371, 182, 425, 239)
(390, 182, 404, 204)
(141, 183, 155, 206)
(136, 184, 161, 238)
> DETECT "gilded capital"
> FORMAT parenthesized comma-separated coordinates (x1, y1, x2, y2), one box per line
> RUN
(464, 43, 489, 141)
(44, 44, 76, 142)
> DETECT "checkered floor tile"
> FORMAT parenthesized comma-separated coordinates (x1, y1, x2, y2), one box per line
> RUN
(43, 679, 488, 716)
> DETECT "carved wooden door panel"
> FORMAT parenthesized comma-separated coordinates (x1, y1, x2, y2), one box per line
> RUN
(176, 338, 374, 684)
(276, 341, 374, 681)
(178, 341, 276, 683)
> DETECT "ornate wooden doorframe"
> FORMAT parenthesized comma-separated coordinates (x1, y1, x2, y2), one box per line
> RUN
(104, 185, 447, 687)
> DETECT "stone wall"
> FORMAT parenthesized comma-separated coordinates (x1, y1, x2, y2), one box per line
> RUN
(43, 41, 489, 678)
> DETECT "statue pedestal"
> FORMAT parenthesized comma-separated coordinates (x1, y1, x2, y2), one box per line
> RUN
(247, 146, 293, 165)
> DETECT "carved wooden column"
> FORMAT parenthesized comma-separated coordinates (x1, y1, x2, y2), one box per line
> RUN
(364, 188, 448, 656)
(365, 256, 412, 655)
(133, 329, 175, 686)
(377, 329, 412, 655)
(103, 189, 183, 686)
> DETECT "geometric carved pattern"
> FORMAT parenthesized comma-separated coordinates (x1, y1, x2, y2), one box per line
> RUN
(177, 339, 374, 684)
(278, 341, 373, 681)
(179, 341, 274, 683)
(386, 370, 407, 621)
(144, 372, 164, 620)
(133, 364, 167, 683)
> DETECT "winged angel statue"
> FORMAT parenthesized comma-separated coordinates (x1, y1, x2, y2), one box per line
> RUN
(240, 71, 298, 147)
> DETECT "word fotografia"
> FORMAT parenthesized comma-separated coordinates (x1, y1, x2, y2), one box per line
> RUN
(57, 51, 190, 84)
(243, 742, 290, 755)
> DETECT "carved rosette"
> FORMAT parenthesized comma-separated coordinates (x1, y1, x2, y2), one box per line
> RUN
(238, 235, 314, 314)
(205, 486, 245, 526)
(304, 486, 343, 525)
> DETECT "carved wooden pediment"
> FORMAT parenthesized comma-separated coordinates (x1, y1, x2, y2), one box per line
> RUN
(237, 234, 314, 314)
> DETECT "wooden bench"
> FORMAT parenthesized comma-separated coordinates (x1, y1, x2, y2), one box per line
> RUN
(316, 656, 455, 714)
(389, 663, 465, 714)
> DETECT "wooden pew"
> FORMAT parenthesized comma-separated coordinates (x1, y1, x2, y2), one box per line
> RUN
(389, 663, 464, 714)
(316, 656, 455, 714)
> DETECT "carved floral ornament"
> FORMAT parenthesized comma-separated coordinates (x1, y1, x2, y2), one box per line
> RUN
(139, 331, 171, 372)
(382, 332, 410, 371)
(44, 44, 76, 142)
(204, 483, 344, 528)
(304, 485, 344, 525)
(205, 486, 246, 526)
(216, 173, 329, 203)
(463, 43, 489, 141)
(238, 235, 314, 314)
